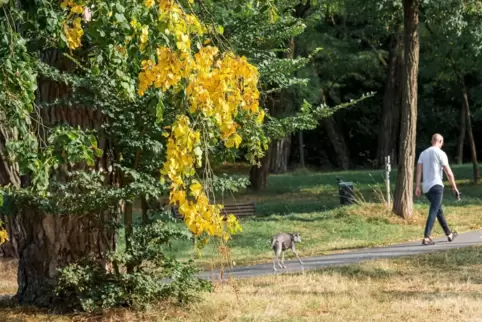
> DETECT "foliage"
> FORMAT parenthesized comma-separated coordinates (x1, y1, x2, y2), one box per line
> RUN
(0, 0, 272, 310)
(56, 219, 211, 312)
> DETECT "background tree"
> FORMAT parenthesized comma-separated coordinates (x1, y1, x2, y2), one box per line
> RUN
(393, 0, 420, 219)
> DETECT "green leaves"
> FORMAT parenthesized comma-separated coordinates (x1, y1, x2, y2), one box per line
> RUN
(55, 219, 211, 312)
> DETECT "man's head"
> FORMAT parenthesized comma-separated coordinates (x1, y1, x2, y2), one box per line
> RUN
(431, 133, 444, 148)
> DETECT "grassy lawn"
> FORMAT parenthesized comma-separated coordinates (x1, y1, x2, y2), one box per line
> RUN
(1, 164, 482, 321)
(3, 246, 482, 321)
(163, 164, 482, 268)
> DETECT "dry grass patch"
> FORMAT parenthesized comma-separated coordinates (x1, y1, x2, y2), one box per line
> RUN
(2, 247, 482, 321)
(169, 246, 482, 321)
(0, 258, 18, 295)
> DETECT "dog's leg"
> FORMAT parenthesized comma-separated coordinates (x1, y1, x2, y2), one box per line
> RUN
(292, 244, 303, 266)
(281, 251, 286, 269)
(273, 242, 281, 271)
(276, 245, 284, 270)
(293, 250, 303, 266)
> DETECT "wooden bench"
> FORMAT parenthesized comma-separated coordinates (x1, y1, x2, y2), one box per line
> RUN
(171, 201, 257, 220)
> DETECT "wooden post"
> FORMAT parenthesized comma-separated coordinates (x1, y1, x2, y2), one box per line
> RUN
(385, 156, 391, 207)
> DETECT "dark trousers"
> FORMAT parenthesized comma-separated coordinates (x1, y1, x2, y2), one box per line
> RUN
(424, 185, 451, 238)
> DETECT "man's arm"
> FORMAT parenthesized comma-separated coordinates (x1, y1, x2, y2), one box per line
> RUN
(440, 152, 458, 192)
(416, 163, 422, 196)
(416, 152, 423, 197)
(443, 164, 458, 191)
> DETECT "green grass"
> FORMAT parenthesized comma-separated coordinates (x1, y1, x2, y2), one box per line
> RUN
(161, 163, 482, 268)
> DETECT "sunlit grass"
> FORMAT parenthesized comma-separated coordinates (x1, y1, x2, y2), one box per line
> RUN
(163, 164, 482, 267)
(3, 247, 482, 321)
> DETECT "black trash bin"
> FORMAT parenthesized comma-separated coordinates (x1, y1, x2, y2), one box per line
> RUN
(337, 178, 354, 205)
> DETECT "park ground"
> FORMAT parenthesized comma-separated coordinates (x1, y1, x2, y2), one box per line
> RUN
(1, 164, 482, 321)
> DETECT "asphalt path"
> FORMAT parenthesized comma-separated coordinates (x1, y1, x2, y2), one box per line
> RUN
(197, 229, 482, 281)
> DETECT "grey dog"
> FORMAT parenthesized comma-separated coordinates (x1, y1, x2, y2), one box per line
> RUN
(270, 232, 304, 271)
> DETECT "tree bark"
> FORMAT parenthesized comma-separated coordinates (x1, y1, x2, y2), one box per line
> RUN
(377, 31, 403, 168)
(269, 137, 292, 173)
(14, 206, 115, 307)
(267, 37, 296, 174)
(322, 117, 351, 170)
(462, 80, 479, 183)
(298, 131, 305, 168)
(456, 102, 466, 164)
(393, 0, 420, 219)
(249, 147, 271, 191)
(6, 49, 117, 307)
(319, 89, 350, 170)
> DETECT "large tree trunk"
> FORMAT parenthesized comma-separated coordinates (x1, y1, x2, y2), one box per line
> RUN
(462, 80, 479, 183)
(393, 0, 420, 219)
(377, 31, 403, 168)
(456, 102, 466, 164)
(6, 49, 117, 308)
(14, 207, 115, 307)
(249, 147, 271, 191)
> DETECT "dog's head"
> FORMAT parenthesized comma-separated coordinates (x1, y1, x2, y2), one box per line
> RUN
(292, 233, 302, 243)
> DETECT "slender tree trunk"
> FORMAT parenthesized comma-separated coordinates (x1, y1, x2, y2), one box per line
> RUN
(377, 31, 403, 168)
(462, 80, 479, 183)
(319, 89, 350, 170)
(457, 102, 466, 164)
(322, 117, 351, 170)
(249, 147, 271, 191)
(267, 37, 295, 174)
(7, 49, 117, 308)
(269, 137, 292, 173)
(298, 131, 305, 168)
(393, 0, 420, 219)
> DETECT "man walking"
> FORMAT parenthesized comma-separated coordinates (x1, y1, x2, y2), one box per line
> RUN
(415, 133, 459, 245)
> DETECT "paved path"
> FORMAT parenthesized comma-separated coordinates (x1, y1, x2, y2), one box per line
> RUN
(198, 229, 482, 281)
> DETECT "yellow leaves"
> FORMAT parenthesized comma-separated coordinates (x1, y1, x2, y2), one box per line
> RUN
(138, 47, 187, 95)
(0, 226, 8, 245)
(130, 0, 262, 242)
(70, 5, 84, 14)
(130, 18, 139, 29)
(170, 189, 186, 204)
(62, 18, 84, 50)
(226, 214, 242, 234)
(60, 0, 74, 9)
(139, 25, 149, 51)
(140, 25, 149, 44)
(176, 33, 191, 52)
(225, 133, 242, 149)
(256, 109, 265, 124)
(189, 180, 203, 198)
(144, 0, 155, 8)
(61, 0, 85, 49)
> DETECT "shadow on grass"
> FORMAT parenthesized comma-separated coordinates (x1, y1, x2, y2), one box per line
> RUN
(307, 246, 482, 281)
(379, 290, 482, 301)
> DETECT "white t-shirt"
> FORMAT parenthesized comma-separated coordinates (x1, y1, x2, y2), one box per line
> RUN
(417, 146, 449, 193)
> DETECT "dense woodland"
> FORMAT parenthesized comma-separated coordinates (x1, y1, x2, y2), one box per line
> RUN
(0, 0, 481, 313)
(243, 1, 482, 172)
